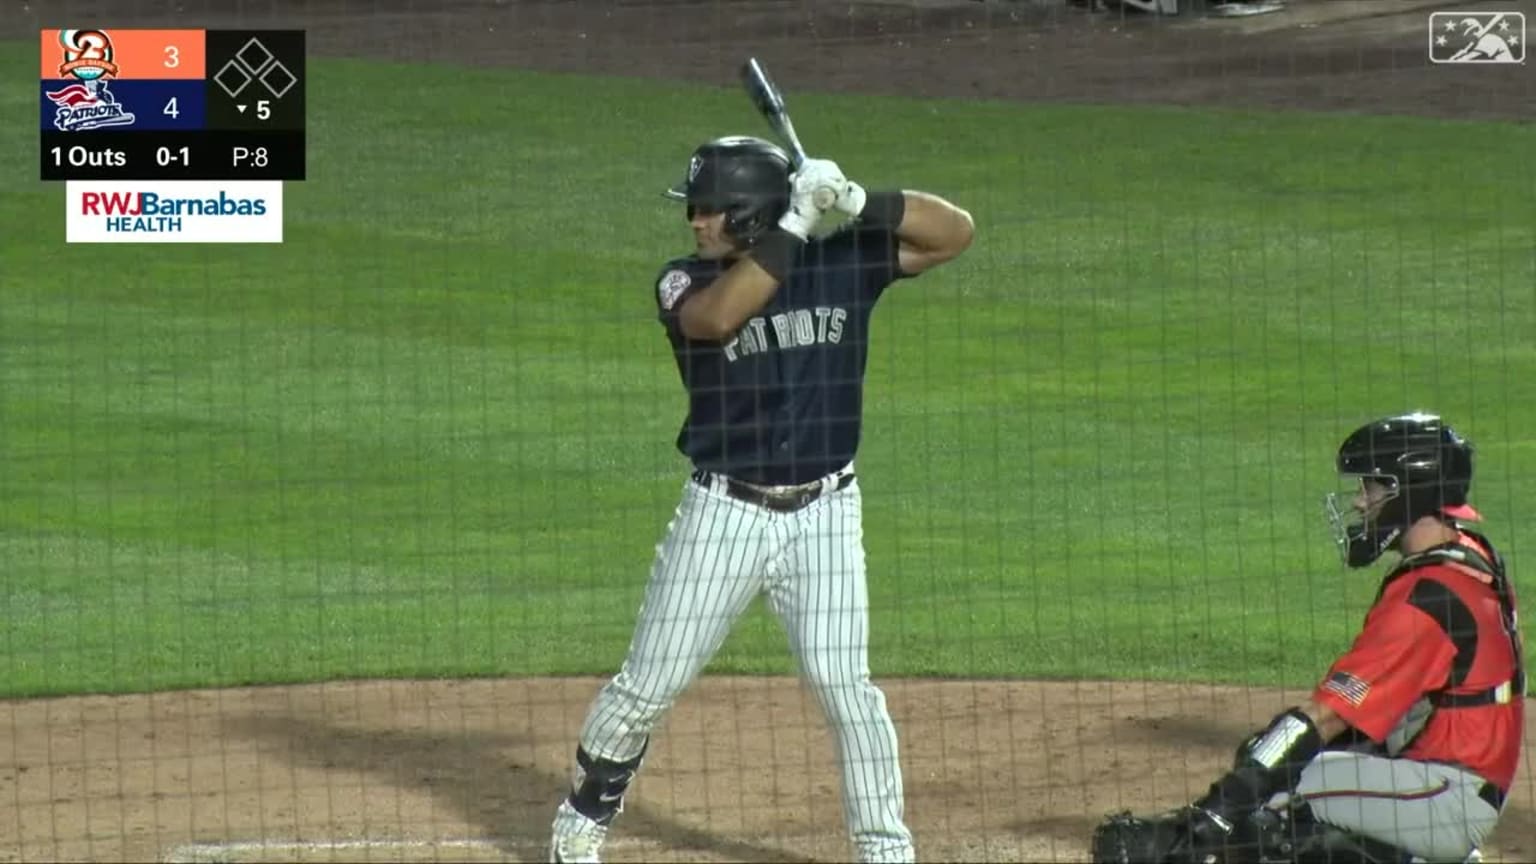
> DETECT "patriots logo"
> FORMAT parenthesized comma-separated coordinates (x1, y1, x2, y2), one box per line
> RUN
(46, 80, 136, 131)
(47, 83, 98, 106)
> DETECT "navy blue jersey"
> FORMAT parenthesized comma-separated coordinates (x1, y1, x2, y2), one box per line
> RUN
(653, 224, 908, 486)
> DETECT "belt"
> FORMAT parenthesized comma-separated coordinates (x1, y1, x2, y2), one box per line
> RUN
(692, 469, 854, 513)
(1478, 781, 1506, 811)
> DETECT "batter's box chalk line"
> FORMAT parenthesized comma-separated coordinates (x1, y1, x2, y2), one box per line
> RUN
(160, 837, 509, 863)
(160, 836, 654, 863)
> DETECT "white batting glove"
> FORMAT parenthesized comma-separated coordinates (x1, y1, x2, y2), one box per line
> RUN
(777, 183, 820, 240)
(778, 158, 850, 239)
(834, 178, 867, 220)
(795, 158, 847, 209)
(798, 157, 868, 222)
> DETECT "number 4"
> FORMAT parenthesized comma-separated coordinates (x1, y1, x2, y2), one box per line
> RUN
(164, 97, 179, 119)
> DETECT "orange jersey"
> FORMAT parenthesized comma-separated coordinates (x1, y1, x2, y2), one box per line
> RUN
(1313, 533, 1524, 791)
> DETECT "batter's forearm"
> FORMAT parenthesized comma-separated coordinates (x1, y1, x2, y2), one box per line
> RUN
(677, 258, 781, 341)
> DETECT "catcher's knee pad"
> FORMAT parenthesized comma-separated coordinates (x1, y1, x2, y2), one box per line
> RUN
(1249, 806, 1311, 863)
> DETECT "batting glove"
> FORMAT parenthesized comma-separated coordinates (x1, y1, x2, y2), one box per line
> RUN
(777, 187, 819, 240)
(795, 158, 849, 211)
(834, 179, 867, 220)
(778, 164, 835, 239)
(795, 157, 867, 221)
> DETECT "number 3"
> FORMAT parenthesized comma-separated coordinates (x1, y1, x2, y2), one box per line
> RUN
(164, 45, 180, 68)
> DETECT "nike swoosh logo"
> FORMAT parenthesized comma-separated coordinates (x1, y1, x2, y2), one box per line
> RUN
(598, 791, 623, 803)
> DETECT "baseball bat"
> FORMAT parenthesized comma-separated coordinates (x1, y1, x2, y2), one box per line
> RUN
(739, 57, 837, 210)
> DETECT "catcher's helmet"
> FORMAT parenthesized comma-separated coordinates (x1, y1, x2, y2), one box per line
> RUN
(1325, 412, 1479, 567)
(663, 136, 791, 247)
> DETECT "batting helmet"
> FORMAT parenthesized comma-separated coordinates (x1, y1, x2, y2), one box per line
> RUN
(1325, 412, 1479, 567)
(663, 136, 791, 247)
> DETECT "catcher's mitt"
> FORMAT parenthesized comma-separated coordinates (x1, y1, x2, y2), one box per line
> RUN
(1091, 807, 1246, 864)
(1091, 811, 1188, 864)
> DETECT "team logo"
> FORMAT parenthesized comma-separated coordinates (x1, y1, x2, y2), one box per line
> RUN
(47, 82, 137, 131)
(687, 155, 703, 184)
(658, 269, 691, 311)
(59, 29, 120, 81)
(1429, 12, 1525, 64)
(48, 29, 136, 131)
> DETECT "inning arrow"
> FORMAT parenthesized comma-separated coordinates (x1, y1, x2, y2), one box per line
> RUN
(236, 104, 247, 113)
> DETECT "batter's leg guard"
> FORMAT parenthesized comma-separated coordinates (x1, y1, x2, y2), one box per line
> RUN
(566, 739, 649, 826)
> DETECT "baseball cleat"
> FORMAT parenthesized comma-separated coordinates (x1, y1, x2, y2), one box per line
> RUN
(549, 800, 608, 863)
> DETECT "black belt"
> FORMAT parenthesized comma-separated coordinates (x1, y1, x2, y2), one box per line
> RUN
(692, 469, 854, 513)
(1479, 781, 1506, 811)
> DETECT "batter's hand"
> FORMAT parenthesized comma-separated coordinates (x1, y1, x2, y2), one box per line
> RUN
(794, 158, 848, 212)
(779, 158, 844, 239)
(833, 177, 867, 221)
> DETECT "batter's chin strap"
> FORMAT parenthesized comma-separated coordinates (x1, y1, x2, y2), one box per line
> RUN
(1386, 532, 1526, 709)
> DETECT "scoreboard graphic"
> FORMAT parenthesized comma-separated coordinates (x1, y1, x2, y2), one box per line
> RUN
(40, 28, 306, 182)
(40, 28, 305, 243)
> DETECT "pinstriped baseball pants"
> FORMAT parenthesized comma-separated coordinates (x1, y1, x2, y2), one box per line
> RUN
(573, 468, 914, 863)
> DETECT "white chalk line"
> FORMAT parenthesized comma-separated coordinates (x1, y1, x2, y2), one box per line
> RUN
(159, 836, 654, 863)
(160, 837, 508, 863)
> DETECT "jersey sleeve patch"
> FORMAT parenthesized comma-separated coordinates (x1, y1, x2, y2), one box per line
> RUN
(657, 269, 692, 311)
(1321, 670, 1371, 707)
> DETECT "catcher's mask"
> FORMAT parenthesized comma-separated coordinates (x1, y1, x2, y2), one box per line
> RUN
(662, 135, 791, 248)
(1324, 412, 1479, 568)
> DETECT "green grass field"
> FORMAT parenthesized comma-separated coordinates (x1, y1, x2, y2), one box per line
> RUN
(4, 41, 1534, 700)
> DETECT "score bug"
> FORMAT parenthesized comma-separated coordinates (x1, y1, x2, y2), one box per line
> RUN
(156, 145, 191, 167)
(49, 143, 127, 168)
(232, 146, 269, 168)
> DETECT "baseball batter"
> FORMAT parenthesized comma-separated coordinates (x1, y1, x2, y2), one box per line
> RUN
(546, 136, 975, 864)
(1093, 413, 1523, 864)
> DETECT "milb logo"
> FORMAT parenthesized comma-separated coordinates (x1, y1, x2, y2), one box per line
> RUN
(81, 190, 270, 233)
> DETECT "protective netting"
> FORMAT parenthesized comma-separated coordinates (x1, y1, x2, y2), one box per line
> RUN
(4, 1, 1533, 861)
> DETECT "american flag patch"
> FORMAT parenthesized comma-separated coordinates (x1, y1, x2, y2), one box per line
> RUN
(1324, 671, 1371, 707)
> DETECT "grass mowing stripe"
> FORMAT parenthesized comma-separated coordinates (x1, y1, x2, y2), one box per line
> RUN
(2, 45, 1533, 697)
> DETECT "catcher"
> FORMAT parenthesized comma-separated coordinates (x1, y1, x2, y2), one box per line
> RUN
(1093, 413, 1523, 864)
